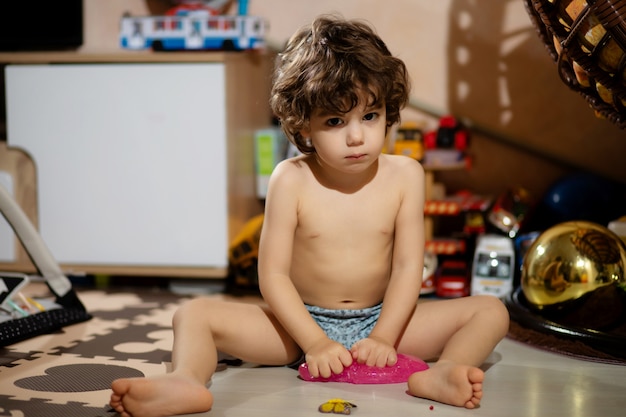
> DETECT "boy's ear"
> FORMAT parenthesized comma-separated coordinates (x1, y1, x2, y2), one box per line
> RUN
(299, 128, 311, 139)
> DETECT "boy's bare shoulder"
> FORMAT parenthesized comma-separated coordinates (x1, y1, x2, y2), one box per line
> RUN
(273, 154, 311, 175)
(380, 154, 424, 177)
(269, 155, 313, 188)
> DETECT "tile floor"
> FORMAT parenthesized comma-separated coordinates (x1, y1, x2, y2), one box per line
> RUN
(177, 336, 626, 417)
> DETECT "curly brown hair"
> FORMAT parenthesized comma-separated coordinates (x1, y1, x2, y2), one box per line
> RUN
(270, 15, 411, 154)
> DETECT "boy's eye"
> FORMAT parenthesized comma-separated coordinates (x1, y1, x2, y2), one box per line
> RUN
(326, 117, 343, 127)
(363, 112, 378, 121)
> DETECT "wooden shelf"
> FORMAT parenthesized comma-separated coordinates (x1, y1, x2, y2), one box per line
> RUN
(425, 238, 466, 255)
(0, 50, 270, 64)
(422, 160, 468, 171)
(0, 51, 273, 278)
(423, 159, 471, 244)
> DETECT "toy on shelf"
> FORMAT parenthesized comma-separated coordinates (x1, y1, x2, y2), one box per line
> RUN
(487, 187, 533, 239)
(299, 353, 429, 384)
(425, 238, 466, 256)
(436, 260, 470, 298)
(423, 190, 491, 297)
(392, 121, 425, 161)
(424, 190, 491, 217)
(254, 127, 290, 199)
(464, 211, 486, 234)
(471, 234, 515, 298)
(422, 115, 470, 167)
(424, 115, 469, 150)
(424, 190, 491, 256)
(120, 0, 267, 51)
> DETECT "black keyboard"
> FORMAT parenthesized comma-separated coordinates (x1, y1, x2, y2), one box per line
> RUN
(0, 308, 92, 347)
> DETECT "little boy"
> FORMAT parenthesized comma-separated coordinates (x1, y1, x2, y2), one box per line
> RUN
(110, 15, 509, 417)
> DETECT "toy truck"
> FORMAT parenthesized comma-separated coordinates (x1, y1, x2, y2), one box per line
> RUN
(470, 234, 515, 298)
(120, 1, 266, 51)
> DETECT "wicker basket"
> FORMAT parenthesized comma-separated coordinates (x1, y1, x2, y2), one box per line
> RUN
(525, 0, 626, 128)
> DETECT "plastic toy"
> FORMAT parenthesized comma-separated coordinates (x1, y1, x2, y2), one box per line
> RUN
(471, 234, 515, 298)
(464, 212, 486, 234)
(487, 187, 533, 238)
(299, 353, 429, 384)
(120, 0, 266, 51)
(393, 121, 424, 160)
(436, 260, 470, 298)
(424, 115, 469, 151)
(226, 214, 263, 294)
(422, 115, 470, 166)
(318, 399, 357, 415)
(424, 190, 491, 217)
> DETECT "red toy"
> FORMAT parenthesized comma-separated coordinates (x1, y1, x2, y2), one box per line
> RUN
(436, 260, 470, 298)
(424, 115, 469, 151)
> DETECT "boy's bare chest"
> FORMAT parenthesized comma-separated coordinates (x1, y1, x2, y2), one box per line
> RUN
(297, 188, 399, 240)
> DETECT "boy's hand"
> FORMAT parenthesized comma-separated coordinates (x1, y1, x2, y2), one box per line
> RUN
(350, 337, 397, 367)
(305, 338, 353, 378)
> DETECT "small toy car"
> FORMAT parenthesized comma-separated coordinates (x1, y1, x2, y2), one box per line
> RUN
(393, 121, 425, 160)
(436, 260, 470, 298)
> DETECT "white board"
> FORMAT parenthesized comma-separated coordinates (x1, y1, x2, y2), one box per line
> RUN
(5, 63, 228, 267)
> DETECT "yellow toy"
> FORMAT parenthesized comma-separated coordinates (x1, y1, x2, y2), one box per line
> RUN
(318, 398, 357, 415)
(392, 121, 424, 161)
(227, 214, 264, 293)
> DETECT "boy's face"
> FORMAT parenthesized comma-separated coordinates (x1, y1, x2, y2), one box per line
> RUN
(302, 98, 387, 174)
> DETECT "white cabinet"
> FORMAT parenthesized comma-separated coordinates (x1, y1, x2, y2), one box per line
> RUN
(1, 52, 269, 277)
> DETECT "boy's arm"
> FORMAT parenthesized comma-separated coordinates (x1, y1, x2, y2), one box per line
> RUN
(258, 160, 353, 377)
(352, 158, 425, 366)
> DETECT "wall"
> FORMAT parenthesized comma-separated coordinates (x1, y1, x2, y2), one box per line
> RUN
(78, 0, 626, 202)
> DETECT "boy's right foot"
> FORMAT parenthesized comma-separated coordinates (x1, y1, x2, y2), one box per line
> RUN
(110, 373, 214, 417)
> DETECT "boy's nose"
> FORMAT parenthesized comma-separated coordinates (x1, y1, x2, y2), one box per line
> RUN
(346, 126, 364, 146)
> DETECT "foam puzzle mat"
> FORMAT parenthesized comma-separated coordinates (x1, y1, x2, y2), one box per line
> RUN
(0, 288, 192, 416)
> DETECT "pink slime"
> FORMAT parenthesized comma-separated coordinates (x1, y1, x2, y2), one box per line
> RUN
(298, 353, 429, 384)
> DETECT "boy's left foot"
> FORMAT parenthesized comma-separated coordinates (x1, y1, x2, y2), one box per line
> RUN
(407, 360, 484, 408)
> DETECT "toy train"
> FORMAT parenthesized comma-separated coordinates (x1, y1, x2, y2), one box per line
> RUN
(120, 13, 267, 51)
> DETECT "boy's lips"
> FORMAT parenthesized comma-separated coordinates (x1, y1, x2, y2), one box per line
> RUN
(346, 153, 366, 160)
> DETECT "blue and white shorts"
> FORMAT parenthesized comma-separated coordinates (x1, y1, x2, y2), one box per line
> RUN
(305, 303, 382, 349)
